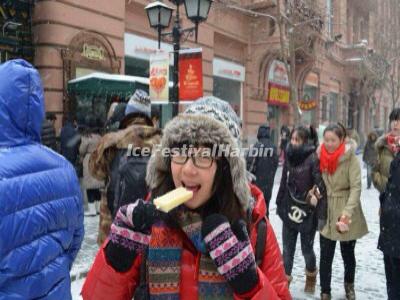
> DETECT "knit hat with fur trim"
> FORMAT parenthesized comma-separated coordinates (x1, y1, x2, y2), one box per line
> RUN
(146, 96, 252, 210)
(125, 89, 151, 118)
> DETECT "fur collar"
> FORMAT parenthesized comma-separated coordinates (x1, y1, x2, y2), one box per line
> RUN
(376, 134, 388, 151)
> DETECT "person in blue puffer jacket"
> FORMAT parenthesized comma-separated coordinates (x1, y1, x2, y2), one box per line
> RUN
(0, 59, 84, 299)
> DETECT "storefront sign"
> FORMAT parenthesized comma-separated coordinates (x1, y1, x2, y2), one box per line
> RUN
(299, 72, 318, 110)
(213, 58, 245, 82)
(268, 82, 290, 106)
(81, 43, 105, 61)
(299, 94, 317, 110)
(149, 51, 169, 102)
(268, 60, 289, 87)
(125, 33, 173, 65)
(179, 48, 203, 101)
(267, 60, 290, 106)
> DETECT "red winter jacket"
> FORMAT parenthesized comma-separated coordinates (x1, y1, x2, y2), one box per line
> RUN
(81, 184, 292, 300)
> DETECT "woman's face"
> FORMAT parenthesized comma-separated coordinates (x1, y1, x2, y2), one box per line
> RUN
(171, 148, 217, 210)
(290, 131, 303, 146)
(323, 131, 342, 153)
(390, 119, 400, 136)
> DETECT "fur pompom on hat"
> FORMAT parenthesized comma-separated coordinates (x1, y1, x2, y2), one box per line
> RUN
(146, 96, 252, 210)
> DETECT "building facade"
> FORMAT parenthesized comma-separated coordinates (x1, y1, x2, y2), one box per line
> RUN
(0, 0, 397, 145)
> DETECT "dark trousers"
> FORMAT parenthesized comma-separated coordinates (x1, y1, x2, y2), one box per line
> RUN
(282, 224, 317, 275)
(87, 188, 101, 203)
(320, 235, 356, 294)
(384, 254, 400, 300)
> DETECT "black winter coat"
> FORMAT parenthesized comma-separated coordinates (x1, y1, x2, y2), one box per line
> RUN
(378, 151, 400, 258)
(41, 119, 57, 151)
(246, 125, 279, 211)
(363, 140, 378, 166)
(276, 144, 327, 233)
(60, 122, 80, 166)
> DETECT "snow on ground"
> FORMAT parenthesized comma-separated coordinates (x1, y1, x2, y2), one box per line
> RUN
(71, 157, 387, 299)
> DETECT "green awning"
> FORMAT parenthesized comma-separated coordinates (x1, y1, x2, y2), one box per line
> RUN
(67, 73, 150, 98)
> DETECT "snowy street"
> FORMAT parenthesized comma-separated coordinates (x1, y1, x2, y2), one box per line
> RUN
(71, 158, 387, 299)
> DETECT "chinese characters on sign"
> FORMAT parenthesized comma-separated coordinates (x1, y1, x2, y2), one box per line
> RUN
(149, 51, 169, 102)
(179, 48, 203, 101)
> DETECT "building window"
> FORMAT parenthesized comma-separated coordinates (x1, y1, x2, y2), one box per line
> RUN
(342, 95, 348, 126)
(213, 76, 241, 116)
(326, 0, 333, 37)
(329, 92, 338, 122)
(321, 95, 328, 122)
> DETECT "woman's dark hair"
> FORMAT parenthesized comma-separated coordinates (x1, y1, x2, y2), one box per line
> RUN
(389, 108, 400, 122)
(200, 158, 246, 223)
(323, 123, 347, 141)
(290, 125, 318, 147)
(151, 145, 247, 225)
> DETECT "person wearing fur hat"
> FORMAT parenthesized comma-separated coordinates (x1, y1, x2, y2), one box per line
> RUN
(318, 123, 368, 300)
(276, 125, 327, 294)
(372, 108, 400, 299)
(82, 96, 291, 300)
(89, 89, 161, 245)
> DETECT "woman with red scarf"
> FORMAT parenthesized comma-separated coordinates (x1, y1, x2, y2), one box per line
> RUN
(372, 108, 400, 300)
(318, 124, 368, 300)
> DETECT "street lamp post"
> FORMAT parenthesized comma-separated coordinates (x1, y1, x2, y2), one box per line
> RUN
(145, 0, 212, 117)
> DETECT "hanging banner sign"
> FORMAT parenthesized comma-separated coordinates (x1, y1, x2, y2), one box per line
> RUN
(149, 51, 169, 102)
(179, 48, 203, 101)
(268, 82, 290, 106)
(267, 60, 290, 106)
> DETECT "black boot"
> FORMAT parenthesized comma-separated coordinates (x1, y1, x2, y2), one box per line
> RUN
(344, 282, 355, 300)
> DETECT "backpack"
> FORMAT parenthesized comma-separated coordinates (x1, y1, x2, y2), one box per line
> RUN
(111, 150, 150, 217)
(133, 218, 268, 300)
(246, 142, 262, 178)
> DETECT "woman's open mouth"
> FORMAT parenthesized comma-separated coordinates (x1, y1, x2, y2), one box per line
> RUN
(182, 182, 201, 193)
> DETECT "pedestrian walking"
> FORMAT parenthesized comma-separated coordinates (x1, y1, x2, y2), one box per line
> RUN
(362, 131, 378, 189)
(79, 120, 104, 216)
(378, 151, 400, 300)
(81, 96, 292, 300)
(318, 123, 368, 300)
(246, 124, 279, 216)
(60, 114, 81, 173)
(89, 90, 161, 245)
(276, 125, 327, 293)
(372, 108, 400, 193)
(0, 59, 84, 299)
(372, 108, 400, 299)
(280, 125, 290, 163)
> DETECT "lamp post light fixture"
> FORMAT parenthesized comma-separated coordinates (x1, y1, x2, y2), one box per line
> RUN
(145, 0, 212, 117)
(2, 21, 22, 36)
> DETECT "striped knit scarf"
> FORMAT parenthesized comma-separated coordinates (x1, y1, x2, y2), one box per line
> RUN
(147, 209, 233, 299)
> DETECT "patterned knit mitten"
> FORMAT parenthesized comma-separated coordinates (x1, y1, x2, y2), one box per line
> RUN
(106, 199, 162, 272)
(201, 214, 259, 294)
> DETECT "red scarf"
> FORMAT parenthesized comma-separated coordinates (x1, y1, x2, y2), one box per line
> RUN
(320, 142, 345, 175)
(386, 134, 400, 154)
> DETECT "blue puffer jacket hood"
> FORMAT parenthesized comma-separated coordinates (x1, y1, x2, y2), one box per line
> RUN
(0, 59, 84, 299)
(0, 59, 44, 147)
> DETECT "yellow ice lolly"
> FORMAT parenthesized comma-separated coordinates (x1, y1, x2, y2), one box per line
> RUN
(154, 187, 193, 213)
